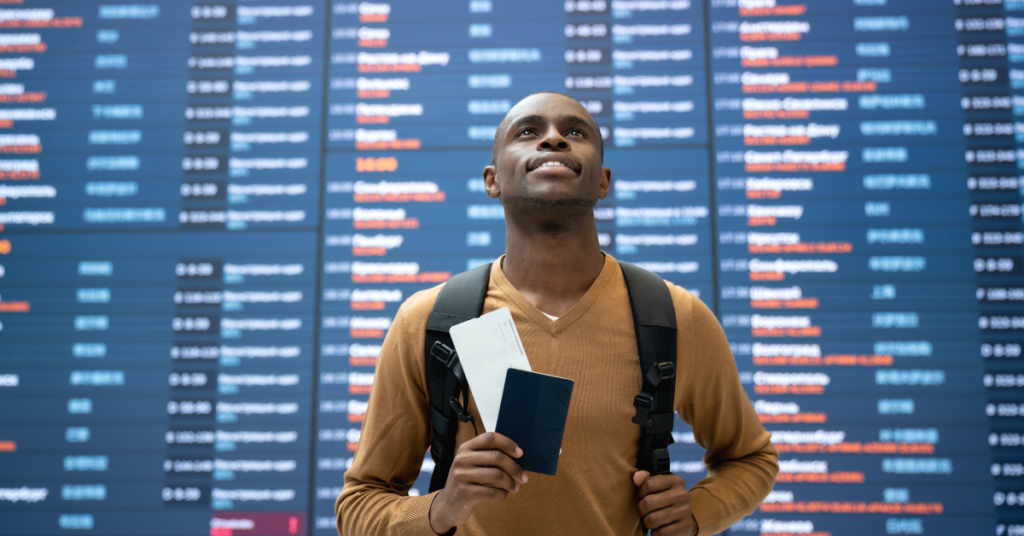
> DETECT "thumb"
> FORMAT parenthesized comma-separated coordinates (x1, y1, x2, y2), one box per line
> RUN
(632, 470, 650, 487)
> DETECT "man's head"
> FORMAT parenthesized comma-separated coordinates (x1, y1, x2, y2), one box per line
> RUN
(483, 92, 611, 222)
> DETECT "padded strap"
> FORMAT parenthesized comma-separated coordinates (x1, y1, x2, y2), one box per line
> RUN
(426, 263, 493, 332)
(619, 261, 677, 476)
(425, 263, 492, 493)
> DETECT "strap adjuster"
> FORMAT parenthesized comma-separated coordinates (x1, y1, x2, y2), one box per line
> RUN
(631, 392, 654, 427)
(430, 341, 457, 367)
(645, 362, 675, 386)
(449, 396, 472, 423)
(652, 448, 671, 475)
(449, 395, 479, 435)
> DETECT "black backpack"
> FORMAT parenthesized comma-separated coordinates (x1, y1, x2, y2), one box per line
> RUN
(423, 260, 678, 493)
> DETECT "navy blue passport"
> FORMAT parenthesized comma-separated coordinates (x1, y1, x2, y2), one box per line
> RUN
(494, 368, 574, 476)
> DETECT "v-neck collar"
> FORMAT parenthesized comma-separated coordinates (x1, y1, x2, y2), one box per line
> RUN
(491, 253, 618, 335)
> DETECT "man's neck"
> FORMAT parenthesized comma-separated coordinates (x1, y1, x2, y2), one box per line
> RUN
(501, 212, 606, 318)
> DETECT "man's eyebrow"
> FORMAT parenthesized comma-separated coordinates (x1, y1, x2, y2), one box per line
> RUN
(560, 114, 593, 130)
(505, 114, 545, 134)
(505, 114, 596, 135)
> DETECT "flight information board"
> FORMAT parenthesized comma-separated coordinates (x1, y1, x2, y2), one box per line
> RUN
(0, 1, 1015, 535)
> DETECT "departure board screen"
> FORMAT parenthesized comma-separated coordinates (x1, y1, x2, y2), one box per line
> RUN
(0, 0, 1017, 535)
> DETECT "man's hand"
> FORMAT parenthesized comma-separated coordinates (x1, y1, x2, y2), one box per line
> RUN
(428, 432, 529, 534)
(633, 470, 697, 536)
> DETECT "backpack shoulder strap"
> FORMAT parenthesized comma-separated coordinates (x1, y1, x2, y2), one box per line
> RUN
(619, 261, 678, 475)
(424, 263, 492, 493)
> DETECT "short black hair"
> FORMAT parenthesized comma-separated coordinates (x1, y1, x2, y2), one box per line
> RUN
(490, 91, 603, 165)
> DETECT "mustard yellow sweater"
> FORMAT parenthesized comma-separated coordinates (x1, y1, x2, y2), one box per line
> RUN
(337, 254, 778, 535)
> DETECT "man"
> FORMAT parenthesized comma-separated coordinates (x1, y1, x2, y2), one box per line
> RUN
(337, 92, 778, 536)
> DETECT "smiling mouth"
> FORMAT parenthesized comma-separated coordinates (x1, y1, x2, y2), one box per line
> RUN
(529, 160, 580, 176)
(537, 162, 572, 170)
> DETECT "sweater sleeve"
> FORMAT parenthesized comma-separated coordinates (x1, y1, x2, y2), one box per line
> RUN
(335, 291, 443, 536)
(674, 291, 779, 535)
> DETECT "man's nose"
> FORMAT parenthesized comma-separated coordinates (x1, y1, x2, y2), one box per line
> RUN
(537, 125, 568, 150)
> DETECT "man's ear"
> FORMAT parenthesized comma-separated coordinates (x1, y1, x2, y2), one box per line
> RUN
(483, 165, 500, 199)
(597, 167, 612, 200)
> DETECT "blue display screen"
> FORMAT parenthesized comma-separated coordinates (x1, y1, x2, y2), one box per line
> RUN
(0, 0, 1016, 534)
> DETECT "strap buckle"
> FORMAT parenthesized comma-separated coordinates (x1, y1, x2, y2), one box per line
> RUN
(652, 448, 671, 475)
(631, 392, 654, 427)
(449, 395, 479, 435)
(430, 341, 457, 367)
(449, 396, 472, 423)
(644, 361, 675, 386)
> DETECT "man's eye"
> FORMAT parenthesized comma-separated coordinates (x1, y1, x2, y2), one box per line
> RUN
(519, 128, 535, 136)
(567, 128, 584, 137)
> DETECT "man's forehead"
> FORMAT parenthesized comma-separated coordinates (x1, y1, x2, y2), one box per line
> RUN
(506, 93, 589, 121)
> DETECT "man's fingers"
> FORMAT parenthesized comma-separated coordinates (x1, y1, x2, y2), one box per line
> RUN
(641, 506, 671, 530)
(467, 483, 511, 502)
(469, 432, 523, 459)
(642, 503, 688, 531)
(460, 450, 528, 484)
(458, 467, 519, 494)
(636, 489, 675, 517)
(635, 474, 690, 533)
(638, 474, 682, 498)
(651, 520, 686, 536)
(632, 470, 649, 487)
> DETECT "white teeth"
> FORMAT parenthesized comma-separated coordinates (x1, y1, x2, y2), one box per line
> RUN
(540, 161, 567, 167)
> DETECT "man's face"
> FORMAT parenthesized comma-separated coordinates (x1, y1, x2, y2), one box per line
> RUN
(483, 93, 611, 212)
